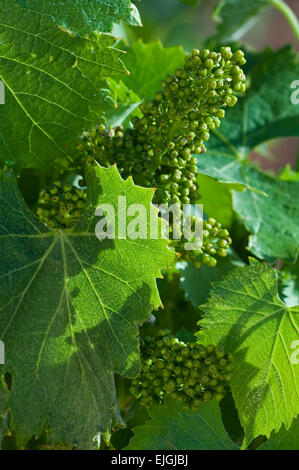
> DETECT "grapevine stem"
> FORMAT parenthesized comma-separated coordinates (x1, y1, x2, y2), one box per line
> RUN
(270, 0, 299, 42)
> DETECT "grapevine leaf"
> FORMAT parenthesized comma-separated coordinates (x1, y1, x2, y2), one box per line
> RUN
(0, 0, 128, 170)
(213, 0, 279, 41)
(117, 40, 187, 100)
(126, 400, 239, 450)
(178, 251, 244, 307)
(258, 416, 299, 450)
(16, 0, 138, 35)
(197, 258, 299, 448)
(197, 154, 299, 261)
(123, 3, 143, 27)
(0, 165, 174, 448)
(106, 78, 142, 128)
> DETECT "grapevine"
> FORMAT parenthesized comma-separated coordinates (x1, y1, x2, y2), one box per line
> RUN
(0, 0, 298, 453)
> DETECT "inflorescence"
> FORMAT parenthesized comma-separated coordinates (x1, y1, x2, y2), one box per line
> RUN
(78, 47, 246, 206)
(77, 47, 246, 266)
(130, 330, 233, 411)
(36, 181, 86, 230)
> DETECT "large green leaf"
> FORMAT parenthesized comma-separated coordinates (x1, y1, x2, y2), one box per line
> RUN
(117, 41, 187, 100)
(16, 0, 139, 35)
(196, 46, 299, 261)
(213, 0, 299, 42)
(198, 259, 299, 448)
(126, 400, 239, 450)
(0, 165, 174, 448)
(259, 416, 299, 450)
(0, 0, 128, 170)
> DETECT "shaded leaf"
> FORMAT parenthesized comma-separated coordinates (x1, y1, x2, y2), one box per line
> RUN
(197, 154, 299, 261)
(0, 165, 174, 448)
(126, 400, 239, 450)
(178, 251, 244, 307)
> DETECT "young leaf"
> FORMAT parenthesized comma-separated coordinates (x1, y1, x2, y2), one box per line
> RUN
(0, 0, 128, 170)
(106, 78, 141, 128)
(123, 3, 143, 27)
(280, 164, 299, 182)
(258, 416, 299, 450)
(116, 40, 187, 100)
(16, 0, 138, 35)
(126, 400, 239, 450)
(0, 165, 174, 448)
(197, 258, 299, 449)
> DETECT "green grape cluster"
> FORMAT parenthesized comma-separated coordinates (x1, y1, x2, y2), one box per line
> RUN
(172, 217, 232, 266)
(78, 46, 246, 208)
(77, 47, 246, 265)
(130, 330, 233, 411)
(36, 181, 86, 230)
